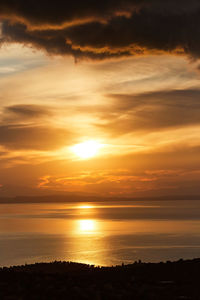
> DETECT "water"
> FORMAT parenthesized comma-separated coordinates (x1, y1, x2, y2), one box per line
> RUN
(1, 200, 200, 266)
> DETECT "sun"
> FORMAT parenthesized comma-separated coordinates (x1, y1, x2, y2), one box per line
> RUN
(71, 140, 102, 159)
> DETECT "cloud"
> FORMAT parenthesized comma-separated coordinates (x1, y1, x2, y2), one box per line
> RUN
(96, 89, 200, 135)
(4, 104, 52, 120)
(0, 125, 71, 150)
(1, 1, 200, 59)
(0, 0, 137, 27)
(1, 21, 130, 59)
(0, 1, 199, 27)
(37, 167, 200, 197)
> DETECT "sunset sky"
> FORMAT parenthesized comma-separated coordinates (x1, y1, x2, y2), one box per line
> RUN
(0, 1, 200, 198)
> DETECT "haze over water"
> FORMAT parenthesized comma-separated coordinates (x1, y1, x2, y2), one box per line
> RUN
(1, 200, 200, 267)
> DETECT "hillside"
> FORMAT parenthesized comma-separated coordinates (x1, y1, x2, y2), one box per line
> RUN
(0, 259, 200, 299)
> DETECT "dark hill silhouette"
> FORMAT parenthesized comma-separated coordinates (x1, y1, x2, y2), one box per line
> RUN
(1, 259, 200, 299)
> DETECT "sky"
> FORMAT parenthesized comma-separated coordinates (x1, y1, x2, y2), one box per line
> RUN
(0, 1, 200, 198)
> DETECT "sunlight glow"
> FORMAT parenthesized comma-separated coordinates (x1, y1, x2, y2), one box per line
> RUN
(78, 205, 93, 209)
(79, 219, 95, 233)
(71, 140, 102, 159)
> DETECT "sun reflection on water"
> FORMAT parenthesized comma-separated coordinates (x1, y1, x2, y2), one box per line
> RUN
(67, 204, 105, 265)
(70, 218, 105, 265)
(78, 204, 93, 209)
(78, 219, 96, 234)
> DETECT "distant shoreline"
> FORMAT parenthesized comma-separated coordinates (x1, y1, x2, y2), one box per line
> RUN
(1, 194, 200, 204)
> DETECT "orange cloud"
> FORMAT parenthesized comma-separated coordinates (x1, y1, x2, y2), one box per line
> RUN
(37, 168, 200, 197)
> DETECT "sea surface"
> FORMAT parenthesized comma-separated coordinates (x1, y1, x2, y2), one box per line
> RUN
(1, 200, 200, 266)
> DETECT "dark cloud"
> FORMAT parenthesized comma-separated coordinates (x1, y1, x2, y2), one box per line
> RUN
(1, 1, 200, 59)
(0, 0, 137, 27)
(109, 89, 200, 111)
(0, 125, 71, 150)
(1, 21, 130, 59)
(96, 89, 200, 135)
(0, 1, 199, 27)
(4, 104, 51, 119)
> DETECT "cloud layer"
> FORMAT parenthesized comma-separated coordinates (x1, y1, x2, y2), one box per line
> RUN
(0, 125, 70, 150)
(0, 104, 70, 150)
(1, 1, 200, 59)
(96, 89, 200, 136)
(37, 167, 200, 197)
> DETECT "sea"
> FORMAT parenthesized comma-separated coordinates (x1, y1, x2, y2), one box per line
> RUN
(1, 200, 200, 266)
